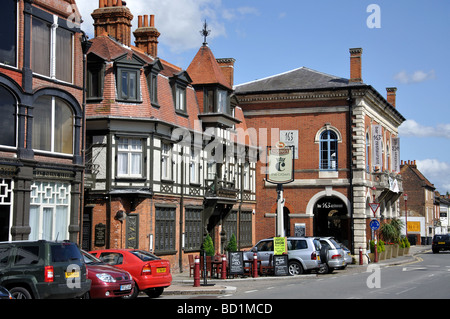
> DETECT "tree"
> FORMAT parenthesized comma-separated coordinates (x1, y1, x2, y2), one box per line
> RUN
(225, 233, 237, 252)
(202, 234, 215, 256)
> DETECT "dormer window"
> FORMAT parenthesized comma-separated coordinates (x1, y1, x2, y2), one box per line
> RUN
(114, 54, 145, 103)
(170, 70, 192, 115)
(145, 59, 163, 108)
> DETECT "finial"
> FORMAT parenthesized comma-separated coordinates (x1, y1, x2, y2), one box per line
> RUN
(200, 20, 211, 45)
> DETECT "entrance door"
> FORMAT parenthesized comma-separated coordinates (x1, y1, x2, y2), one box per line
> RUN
(313, 196, 349, 244)
(0, 206, 10, 241)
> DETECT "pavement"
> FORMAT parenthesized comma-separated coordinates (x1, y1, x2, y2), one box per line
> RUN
(162, 245, 431, 296)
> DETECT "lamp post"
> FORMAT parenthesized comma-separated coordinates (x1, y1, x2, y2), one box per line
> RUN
(403, 193, 408, 238)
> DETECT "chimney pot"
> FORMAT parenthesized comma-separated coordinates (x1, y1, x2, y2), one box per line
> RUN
(150, 15, 155, 27)
(349, 48, 363, 83)
(144, 15, 149, 27)
(138, 15, 143, 28)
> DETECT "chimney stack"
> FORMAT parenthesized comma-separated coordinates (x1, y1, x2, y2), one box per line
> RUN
(216, 58, 236, 87)
(92, 0, 133, 46)
(386, 87, 397, 107)
(349, 48, 363, 83)
(133, 14, 160, 57)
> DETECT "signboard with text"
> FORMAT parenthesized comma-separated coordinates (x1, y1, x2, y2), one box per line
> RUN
(266, 144, 294, 184)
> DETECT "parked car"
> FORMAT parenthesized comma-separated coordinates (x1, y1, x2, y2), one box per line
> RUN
(318, 237, 346, 274)
(0, 240, 91, 299)
(432, 234, 450, 253)
(0, 286, 13, 299)
(81, 250, 134, 299)
(340, 244, 353, 266)
(244, 237, 323, 275)
(89, 249, 171, 298)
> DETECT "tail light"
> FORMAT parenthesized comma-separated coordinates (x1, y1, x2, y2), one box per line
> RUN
(331, 254, 342, 259)
(45, 266, 54, 282)
(311, 252, 317, 260)
(142, 263, 152, 275)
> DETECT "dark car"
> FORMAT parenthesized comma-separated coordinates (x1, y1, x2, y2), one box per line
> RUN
(0, 286, 13, 299)
(432, 234, 450, 253)
(82, 250, 134, 299)
(0, 240, 91, 299)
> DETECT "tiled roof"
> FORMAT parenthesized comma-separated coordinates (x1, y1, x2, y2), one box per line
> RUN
(187, 45, 232, 90)
(234, 66, 365, 94)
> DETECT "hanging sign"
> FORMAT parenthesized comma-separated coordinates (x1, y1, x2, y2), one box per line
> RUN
(372, 125, 382, 169)
(391, 137, 400, 173)
(266, 144, 294, 184)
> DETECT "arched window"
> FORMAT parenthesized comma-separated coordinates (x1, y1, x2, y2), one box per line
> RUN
(320, 130, 338, 170)
(0, 85, 17, 147)
(32, 96, 73, 154)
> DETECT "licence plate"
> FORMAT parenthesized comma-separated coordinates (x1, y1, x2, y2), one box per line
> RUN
(317, 256, 320, 261)
(156, 267, 166, 273)
(120, 284, 132, 291)
(438, 242, 445, 245)
(65, 271, 79, 278)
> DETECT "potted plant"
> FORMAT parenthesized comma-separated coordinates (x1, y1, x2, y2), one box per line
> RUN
(378, 240, 386, 260)
(403, 236, 411, 255)
(225, 233, 237, 252)
(398, 238, 405, 256)
(202, 234, 215, 257)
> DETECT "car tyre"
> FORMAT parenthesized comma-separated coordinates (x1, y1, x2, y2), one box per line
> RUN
(144, 287, 164, 298)
(288, 261, 303, 275)
(122, 282, 140, 299)
(10, 287, 32, 299)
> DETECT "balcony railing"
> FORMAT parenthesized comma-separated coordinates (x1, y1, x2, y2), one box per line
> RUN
(204, 176, 238, 200)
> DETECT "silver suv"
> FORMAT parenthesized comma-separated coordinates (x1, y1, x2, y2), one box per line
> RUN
(245, 237, 322, 275)
(318, 237, 346, 274)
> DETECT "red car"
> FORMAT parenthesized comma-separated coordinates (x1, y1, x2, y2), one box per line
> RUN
(89, 249, 172, 298)
(82, 250, 135, 299)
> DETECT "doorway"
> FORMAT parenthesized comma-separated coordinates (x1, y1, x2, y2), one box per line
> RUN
(313, 196, 349, 245)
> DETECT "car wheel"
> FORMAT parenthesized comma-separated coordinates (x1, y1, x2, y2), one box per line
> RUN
(288, 261, 303, 275)
(122, 282, 140, 299)
(144, 287, 164, 298)
(317, 263, 328, 275)
(10, 287, 32, 299)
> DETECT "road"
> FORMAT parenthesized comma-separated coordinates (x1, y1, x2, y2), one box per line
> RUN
(165, 250, 450, 299)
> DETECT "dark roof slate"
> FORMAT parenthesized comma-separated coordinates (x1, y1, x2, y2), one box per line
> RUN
(234, 66, 365, 94)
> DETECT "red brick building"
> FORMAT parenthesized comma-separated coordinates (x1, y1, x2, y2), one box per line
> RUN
(400, 160, 436, 244)
(235, 48, 406, 262)
(83, 1, 256, 272)
(0, 0, 86, 242)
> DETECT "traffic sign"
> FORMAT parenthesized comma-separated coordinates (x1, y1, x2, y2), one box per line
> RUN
(369, 203, 380, 215)
(370, 219, 380, 231)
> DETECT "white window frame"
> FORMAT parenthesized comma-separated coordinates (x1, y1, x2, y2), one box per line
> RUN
(29, 181, 71, 241)
(32, 15, 74, 83)
(117, 137, 143, 177)
(161, 143, 172, 180)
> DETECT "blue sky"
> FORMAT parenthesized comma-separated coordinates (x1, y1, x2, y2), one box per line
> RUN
(77, 0, 450, 194)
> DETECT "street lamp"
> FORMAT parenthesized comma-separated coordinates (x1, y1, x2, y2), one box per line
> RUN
(403, 193, 408, 238)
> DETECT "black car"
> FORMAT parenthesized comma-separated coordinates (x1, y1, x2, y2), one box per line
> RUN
(432, 234, 450, 253)
(0, 240, 91, 299)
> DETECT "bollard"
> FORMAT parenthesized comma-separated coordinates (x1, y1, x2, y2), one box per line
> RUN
(193, 255, 200, 287)
(221, 254, 227, 279)
(359, 247, 363, 265)
(252, 253, 258, 278)
(374, 245, 378, 263)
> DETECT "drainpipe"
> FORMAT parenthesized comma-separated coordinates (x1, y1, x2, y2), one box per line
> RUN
(347, 89, 355, 252)
(179, 143, 185, 272)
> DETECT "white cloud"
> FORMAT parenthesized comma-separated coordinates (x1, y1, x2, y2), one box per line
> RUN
(394, 69, 436, 84)
(416, 159, 450, 194)
(399, 119, 450, 139)
(75, 0, 256, 54)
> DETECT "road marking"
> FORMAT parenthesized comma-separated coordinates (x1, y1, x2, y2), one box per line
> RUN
(396, 286, 416, 295)
(245, 290, 258, 294)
